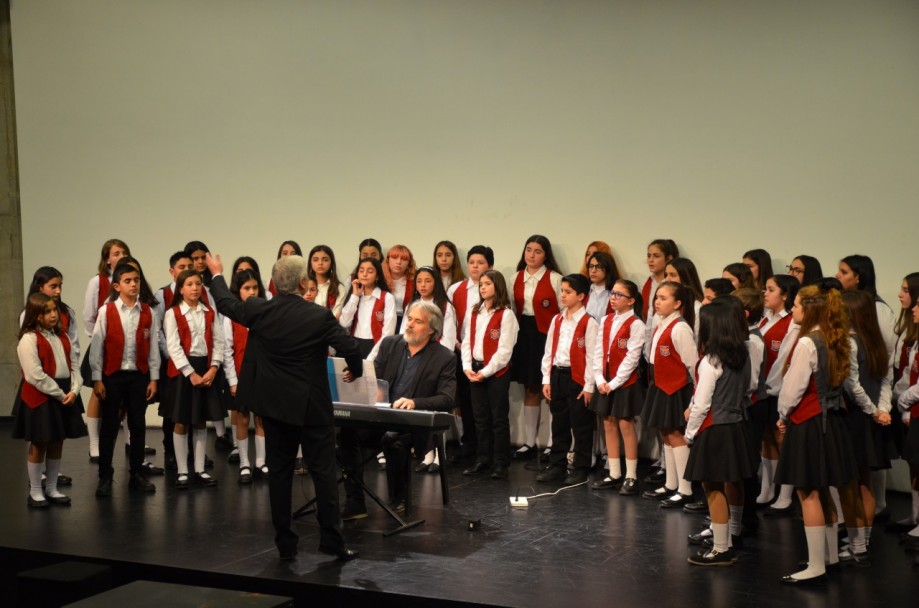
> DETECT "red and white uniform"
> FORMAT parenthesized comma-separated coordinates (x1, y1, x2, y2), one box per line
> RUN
(461, 306, 520, 379)
(540, 308, 598, 391)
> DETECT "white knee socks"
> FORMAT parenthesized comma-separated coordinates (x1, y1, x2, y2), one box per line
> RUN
(523, 405, 540, 447)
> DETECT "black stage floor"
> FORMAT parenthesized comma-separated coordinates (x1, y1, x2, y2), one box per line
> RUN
(1, 421, 917, 608)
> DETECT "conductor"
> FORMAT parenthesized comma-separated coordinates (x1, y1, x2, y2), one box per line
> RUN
(207, 253, 363, 562)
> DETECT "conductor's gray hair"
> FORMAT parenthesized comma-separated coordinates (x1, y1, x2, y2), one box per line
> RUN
(407, 300, 443, 342)
(272, 255, 308, 295)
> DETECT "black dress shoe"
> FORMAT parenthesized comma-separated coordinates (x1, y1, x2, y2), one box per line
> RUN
(660, 493, 693, 509)
(885, 520, 916, 534)
(683, 500, 709, 514)
(318, 546, 360, 561)
(238, 466, 253, 485)
(427, 462, 440, 474)
(414, 461, 430, 473)
(463, 462, 491, 476)
(46, 493, 72, 506)
(591, 476, 623, 490)
(128, 474, 156, 493)
(164, 454, 178, 471)
(512, 445, 538, 460)
(95, 478, 113, 497)
(89, 454, 100, 464)
(56, 474, 72, 486)
(194, 472, 217, 487)
(619, 478, 639, 496)
(688, 547, 736, 566)
(796, 560, 840, 573)
(204, 454, 214, 468)
(228, 449, 240, 464)
(642, 487, 675, 500)
(144, 445, 157, 456)
(688, 529, 712, 545)
(389, 500, 407, 514)
(491, 465, 508, 479)
(141, 461, 165, 475)
(449, 446, 476, 463)
(535, 464, 566, 482)
(642, 468, 665, 484)
(563, 470, 588, 486)
(28, 495, 49, 508)
(780, 573, 827, 586)
(175, 474, 190, 490)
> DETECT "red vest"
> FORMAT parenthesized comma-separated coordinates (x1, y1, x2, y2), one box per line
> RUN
(268, 279, 278, 297)
(162, 286, 175, 308)
(653, 318, 690, 395)
(641, 277, 653, 322)
(549, 313, 591, 386)
(401, 279, 414, 313)
(200, 287, 211, 307)
(21, 331, 72, 409)
(762, 314, 793, 377)
(909, 348, 919, 419)
(97, 273, 111, 309)
(471, 308, 509, 378)
(327, 291, 337, 311)
(898, 341, 911, 377)
(166, 306, 215, 378)
(102, 301, 153, 376)
(232, 321, 248, 377)
(789, 378, 823, 424)
(602, 314, 639, 387)
(452, 280, 471, 338)
(513, 270, 559, 334)
(350, 292, 388, 343)
(59, 309, 71, 335)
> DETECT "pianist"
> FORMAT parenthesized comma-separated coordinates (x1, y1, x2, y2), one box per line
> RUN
(340, 300, 456, 518)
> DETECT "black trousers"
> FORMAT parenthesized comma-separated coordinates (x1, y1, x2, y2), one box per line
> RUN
(455, 351, 476, 451)
(98, 370, 148, 479)
(470, 369, 511, 468)
(339, 428, 415, 505)
(548, 369, 594, 471)
(261, 415, 344, 555)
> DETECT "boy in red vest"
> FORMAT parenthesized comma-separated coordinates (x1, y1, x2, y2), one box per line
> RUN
(536, 274, 598, 485)
(90, 262, 161, 497)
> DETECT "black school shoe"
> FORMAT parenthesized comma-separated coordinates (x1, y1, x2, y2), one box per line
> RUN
(591, 476, 623, 490)
(194, 472, 218, 487)
(642, 487, 675, 500)
(619, 478, 639, 496)
(642, 468, 665, 484)
(512, 445, 539, 460)
(535, 464, 566, 482)
(128, 474, 156, 493)
(683, 500, 709, 514)
(563, 469, 588, 486)
(660, 493, 693, 509)
(688, 547, 736, 566)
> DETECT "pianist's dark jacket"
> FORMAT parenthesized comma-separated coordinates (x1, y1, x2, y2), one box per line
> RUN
(374, 335, 456, 411)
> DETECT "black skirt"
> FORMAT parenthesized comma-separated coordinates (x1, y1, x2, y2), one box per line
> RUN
(901, 417, 919, 466)
(684, 422, 757, 482)
(775, 411, 858, 488)
(79, 343, 94, 387)
(589, 382, 646, 419)
(510, 315, 545, 388)
(166, 356, 225, 426)
(748, 395, 779, 435)
(843, 408, 890, 470)
(640, 381, 693, 430)
(11, 379, 87, 444)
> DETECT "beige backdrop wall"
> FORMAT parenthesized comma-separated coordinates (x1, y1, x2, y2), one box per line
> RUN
(11, 1, 919, 450)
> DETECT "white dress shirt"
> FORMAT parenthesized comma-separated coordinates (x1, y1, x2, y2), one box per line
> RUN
(338, 287, 397, 340)
(18, 329, 82, 400)
(540, 307, 598, 391)
(89, 298, 161, 381)
(592, 310, 645, 391)
(765, 322, 800, 397)
(164, 301, 225, 377)
(461, 306, 520, 379)
(586, 284, 610, 320)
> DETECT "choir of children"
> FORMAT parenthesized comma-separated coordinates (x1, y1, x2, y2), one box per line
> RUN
(13, 237, 915, 582)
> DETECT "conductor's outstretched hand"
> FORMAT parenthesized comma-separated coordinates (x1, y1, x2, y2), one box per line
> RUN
(206, 252, 223, 277)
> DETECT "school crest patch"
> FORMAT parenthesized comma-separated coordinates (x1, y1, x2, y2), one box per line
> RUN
(375, 310, 384, 322)
(659, 345, 671, 357)
(770, 339, 781, 351)
(489, 328, 500, 341)
(541, 299, 551, 308)
(143, 328, 150, 340)
(576, 337, 586, 349)
(617, 338, 628, 349)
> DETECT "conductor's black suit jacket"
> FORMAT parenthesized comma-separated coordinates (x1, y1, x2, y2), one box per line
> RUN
(210, 275, 363, 427)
